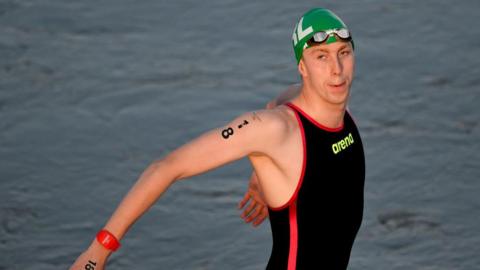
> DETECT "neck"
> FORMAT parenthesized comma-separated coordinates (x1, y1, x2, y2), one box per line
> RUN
(292, 85, 347, 129)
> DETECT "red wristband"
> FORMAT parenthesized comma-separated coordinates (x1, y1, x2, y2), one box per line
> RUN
(96, 229, 121, 251)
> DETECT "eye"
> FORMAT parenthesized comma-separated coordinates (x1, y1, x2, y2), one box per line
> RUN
(316, 54, 327, 60)
(340, 49, 351, 56)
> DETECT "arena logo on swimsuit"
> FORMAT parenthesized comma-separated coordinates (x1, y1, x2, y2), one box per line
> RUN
(332, 133, 354, 154)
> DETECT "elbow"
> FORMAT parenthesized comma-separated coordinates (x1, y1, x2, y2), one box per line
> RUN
(149, 155, 183, 184)
(265, 100, 276, 109)
(152, 150, 190, 183)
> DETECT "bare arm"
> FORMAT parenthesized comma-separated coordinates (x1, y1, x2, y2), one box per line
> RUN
(70, 110, 286, 269)
(106, 112, 281, 238)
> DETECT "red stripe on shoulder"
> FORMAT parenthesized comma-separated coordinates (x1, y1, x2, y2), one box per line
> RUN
(287, 102, 344, 132)
(269, 103, 307, 211)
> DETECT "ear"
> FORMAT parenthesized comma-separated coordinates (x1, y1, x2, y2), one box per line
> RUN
(298, 59, 308, 78)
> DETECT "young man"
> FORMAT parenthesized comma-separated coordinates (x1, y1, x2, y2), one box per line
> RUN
(70, 8, 365, 270)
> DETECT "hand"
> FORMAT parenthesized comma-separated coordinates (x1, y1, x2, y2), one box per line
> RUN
(238, 171, 269, 227)
(69, 240, 111, 270)
(266, 100, 277, 109)
(266, 83, 301, 109)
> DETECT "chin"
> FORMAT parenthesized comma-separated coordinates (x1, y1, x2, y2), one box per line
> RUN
(327, 92, 350, 105)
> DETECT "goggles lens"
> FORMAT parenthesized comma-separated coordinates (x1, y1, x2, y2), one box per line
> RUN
(310, 28, 351, 43)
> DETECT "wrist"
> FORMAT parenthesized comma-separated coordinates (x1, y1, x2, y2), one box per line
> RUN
(89, 239, 113, 258)
(95, 229, 121, 252)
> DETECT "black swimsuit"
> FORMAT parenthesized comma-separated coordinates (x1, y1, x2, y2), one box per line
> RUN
(266, 102, 365, 270)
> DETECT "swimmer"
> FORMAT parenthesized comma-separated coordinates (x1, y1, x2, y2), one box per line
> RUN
(69, 8, 364, 270)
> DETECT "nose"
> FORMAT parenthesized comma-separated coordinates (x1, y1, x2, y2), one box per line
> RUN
(330, 54, 343, 76)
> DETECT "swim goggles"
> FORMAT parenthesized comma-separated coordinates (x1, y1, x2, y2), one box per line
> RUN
(308, 28, 351, 44)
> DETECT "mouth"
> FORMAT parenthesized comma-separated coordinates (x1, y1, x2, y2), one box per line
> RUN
(328, 81, 347, 90)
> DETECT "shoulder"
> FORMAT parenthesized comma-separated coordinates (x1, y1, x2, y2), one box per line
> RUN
(241, 104, 297, 134)
(228, 105, 298, 154)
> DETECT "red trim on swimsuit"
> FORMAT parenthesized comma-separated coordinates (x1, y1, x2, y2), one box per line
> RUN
(269, 103, 307, 211)
(288, 203, 299, 270)
(286, 102, 344, 132)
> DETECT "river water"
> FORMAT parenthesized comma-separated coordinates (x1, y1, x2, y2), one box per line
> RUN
(1, 0, 479, 269)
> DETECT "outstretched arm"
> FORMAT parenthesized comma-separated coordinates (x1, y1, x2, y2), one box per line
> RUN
(69, 110, 283, 270)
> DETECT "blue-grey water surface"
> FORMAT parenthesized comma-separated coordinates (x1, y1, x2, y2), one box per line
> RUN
(1, 0, 479, 269)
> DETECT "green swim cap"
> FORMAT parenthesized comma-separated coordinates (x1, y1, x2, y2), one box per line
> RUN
(292, 8, 354, 64)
